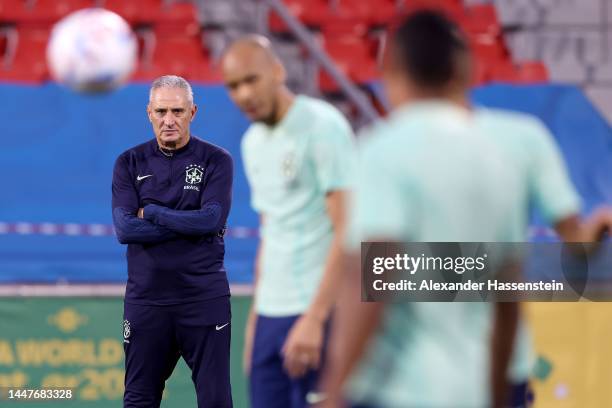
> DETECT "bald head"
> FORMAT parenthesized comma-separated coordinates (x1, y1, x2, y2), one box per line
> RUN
(222, 34, 279, 65)
(222, 35, 287, 124)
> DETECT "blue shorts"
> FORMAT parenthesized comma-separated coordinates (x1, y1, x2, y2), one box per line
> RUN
(123, 296, 232, 408)
(509, 381, 534, 408)
(249, 314, 329, 408)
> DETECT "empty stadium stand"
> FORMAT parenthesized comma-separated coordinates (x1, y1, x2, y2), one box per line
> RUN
(0, 0, 550, 90)
(494, 0, 612, 122)
(0, 25, 49, 82)
(0, 0, 211, 84)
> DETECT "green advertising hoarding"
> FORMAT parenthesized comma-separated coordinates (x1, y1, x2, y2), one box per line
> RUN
(0, 297, 250, 407)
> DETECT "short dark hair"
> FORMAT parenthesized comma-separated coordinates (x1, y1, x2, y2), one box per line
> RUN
(390, 10, 469, 89)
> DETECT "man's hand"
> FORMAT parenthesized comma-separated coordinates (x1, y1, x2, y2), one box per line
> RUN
(282, 314, 324, 378)
(137, 208, 144, 219)
(313, 395, 345, 408)
(556, 207, 612, 242)
(583, 207, 612, 241)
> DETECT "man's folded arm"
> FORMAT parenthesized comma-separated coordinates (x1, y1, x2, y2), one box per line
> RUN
(143, 151, 233, 236)
(142, 202, 225, 236)
(111, 154, 179, 245)
(113, 207, 179, 244)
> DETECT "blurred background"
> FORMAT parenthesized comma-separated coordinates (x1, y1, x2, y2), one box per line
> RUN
(0, 0, 611, 407)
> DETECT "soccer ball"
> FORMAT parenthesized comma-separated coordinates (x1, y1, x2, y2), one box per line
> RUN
(47, 8, 137, 93)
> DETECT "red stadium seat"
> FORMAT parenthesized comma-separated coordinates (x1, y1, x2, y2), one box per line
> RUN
(0, 0, 24, 22)
(516, 61, 548, 82)
(463, 4, 501, 35)
(270, 0, 395, 32)
(321, 20, 368, 37)
(319, 35, 378, 92)
(328, 0, 371, 24)
(269, 0, 331, 32)
(469, 35, 509, 62)
(102, 0, 197, 28)
(490, 61, 549, 83)
(132, 34, 220, 83)
(472, 58, 491, 85)
(0, 29, 6, 53)
(327, 0, 396, 27)
(0, 0, 94, 25)
(489, 62, 518, 83)
(462, 4, 500, 36)
(397, 0, 464, 21)
(133, 26, 155, 69)
(265, 0, 550, 93)
(0, 26, 49, 82)
(338, 0, 396, 26)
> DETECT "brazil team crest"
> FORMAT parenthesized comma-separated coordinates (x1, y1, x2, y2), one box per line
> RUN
(185, 164, 205, 184)
(281, 153, 297, 180)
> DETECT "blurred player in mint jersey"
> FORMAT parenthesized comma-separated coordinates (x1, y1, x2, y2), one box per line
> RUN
(321, 11, 522, 408)
(320, 10, 612, 408)
(221, 35, 354, 408)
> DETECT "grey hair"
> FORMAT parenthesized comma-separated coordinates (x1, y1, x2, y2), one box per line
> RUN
(149, 75, 194, 104)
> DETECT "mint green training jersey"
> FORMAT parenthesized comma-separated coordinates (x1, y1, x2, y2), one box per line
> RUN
(474, 107, 581, 226)
(241, 95, 355, 316)
(346, 101, 580, 407)
(473, 106, 582, 390)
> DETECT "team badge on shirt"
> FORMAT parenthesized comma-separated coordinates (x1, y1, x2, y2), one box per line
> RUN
(281, 153, 296, 179)
(185, 164, 205, 191)
(281, 152, 300, 189)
